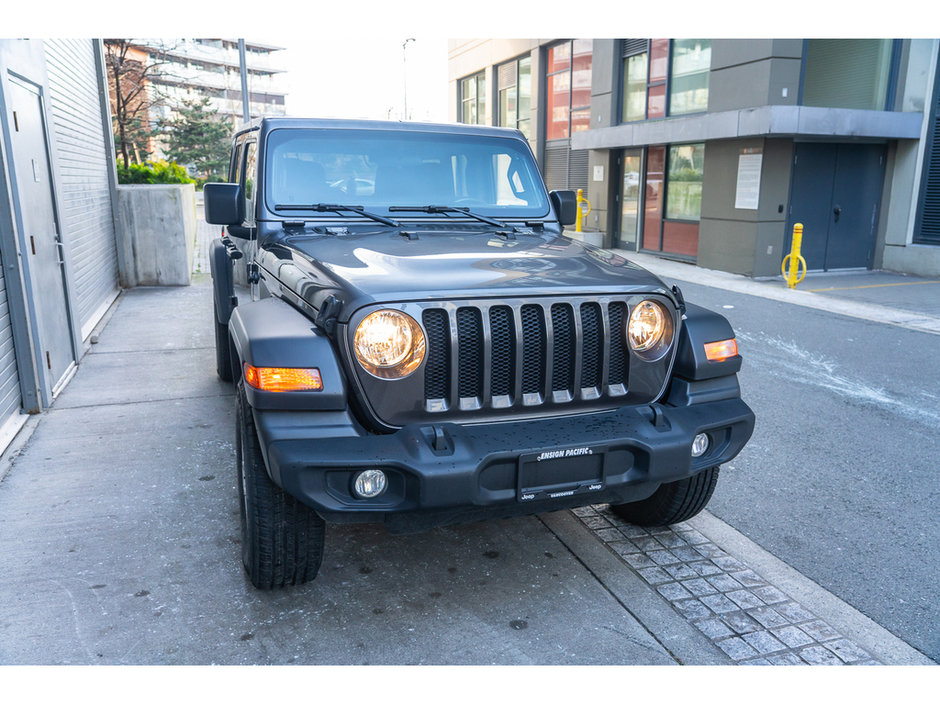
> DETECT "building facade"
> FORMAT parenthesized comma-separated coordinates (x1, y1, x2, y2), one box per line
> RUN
(0, 39, 124, 450)
(448, 39, 940, 277)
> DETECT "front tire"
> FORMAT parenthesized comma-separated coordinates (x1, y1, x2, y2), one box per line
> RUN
(236, 384, 325, 588)
(610, 466, 720, 526)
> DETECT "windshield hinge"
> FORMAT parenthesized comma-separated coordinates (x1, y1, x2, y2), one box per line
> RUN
(495, 230, 517, 240)
(315, 294, 342, 336)
(399, 230, 420, 240)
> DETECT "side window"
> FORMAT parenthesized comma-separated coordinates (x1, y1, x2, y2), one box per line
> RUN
(242, 140, 258, 224)
(229, 140, 244, 183)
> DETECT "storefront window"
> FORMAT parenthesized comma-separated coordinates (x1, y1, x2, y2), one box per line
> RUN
(803, 39, 894, 111)
(666, 143, 705, 221)
(498, 56, 532, 139)
(546, 41, 593, 140)
(622, 53, 648, 122)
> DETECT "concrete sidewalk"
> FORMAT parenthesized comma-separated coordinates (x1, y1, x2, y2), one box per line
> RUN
(0, 265, 932, 665)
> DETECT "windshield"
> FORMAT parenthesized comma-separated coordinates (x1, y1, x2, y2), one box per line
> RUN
(264, 128, 550, 219)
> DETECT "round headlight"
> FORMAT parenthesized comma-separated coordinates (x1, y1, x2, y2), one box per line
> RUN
(354, 309, 426, 379)
(627, 300, 674, 357)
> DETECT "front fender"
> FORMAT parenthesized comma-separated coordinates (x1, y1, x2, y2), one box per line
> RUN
(228, 296, 348, 411)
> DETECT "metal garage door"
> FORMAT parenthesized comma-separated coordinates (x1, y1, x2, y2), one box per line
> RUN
(0, 248, 22, 435)
(43, 39, 120, 341)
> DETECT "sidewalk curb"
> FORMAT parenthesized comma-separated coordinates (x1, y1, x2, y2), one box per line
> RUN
(616, 250, 940, 336)
(688, 511, 935, 666)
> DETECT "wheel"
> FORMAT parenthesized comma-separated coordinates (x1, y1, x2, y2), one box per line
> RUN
(235, 383, 325, 588)
(213, 292, 233, 382)
(610, 467, 720, 526)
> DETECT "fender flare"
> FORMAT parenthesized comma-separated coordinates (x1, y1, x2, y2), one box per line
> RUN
(228, 296, 348, 411)
(672, 303, 742, 381)
(209, 238, 236, 325)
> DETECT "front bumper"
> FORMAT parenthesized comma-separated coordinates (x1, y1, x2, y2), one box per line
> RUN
(253, 389, 755, 533)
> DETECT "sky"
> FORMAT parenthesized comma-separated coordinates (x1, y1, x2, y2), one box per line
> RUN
(277, 37, 449, 122)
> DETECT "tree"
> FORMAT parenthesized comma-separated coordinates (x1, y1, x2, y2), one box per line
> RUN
(104, 39, 173, 169)
(160, 97, 231, 182)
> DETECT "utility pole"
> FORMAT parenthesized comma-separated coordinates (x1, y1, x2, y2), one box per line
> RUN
(402, 38, 414, 121)
(238, 39, 251, 123)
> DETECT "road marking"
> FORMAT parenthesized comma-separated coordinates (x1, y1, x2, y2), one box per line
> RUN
(807, 281, 940, 292)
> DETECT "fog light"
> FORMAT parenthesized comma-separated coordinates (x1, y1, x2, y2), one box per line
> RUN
(691, 433, 710, 457)
(353, 469, 388, 498)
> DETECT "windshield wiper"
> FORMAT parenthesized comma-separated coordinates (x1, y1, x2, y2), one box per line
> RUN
(274, 203, 400, 228)
(388, 205, 514, 230)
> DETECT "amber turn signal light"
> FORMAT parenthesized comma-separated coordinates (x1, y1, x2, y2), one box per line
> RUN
(704, 339, 738, 362)
(243, 363, 323, 392)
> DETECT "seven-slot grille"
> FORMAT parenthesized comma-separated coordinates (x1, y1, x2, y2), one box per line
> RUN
(422, 299, 631, 413)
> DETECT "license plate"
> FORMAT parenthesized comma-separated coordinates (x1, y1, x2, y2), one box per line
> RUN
(517, 445, 607, 502)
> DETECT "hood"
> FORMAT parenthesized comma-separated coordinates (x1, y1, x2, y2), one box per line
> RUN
(260, 227, 672, 319)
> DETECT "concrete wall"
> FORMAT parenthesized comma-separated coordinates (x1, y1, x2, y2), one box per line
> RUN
(116, 184, 195, 286)
(698, 138, 793, 276)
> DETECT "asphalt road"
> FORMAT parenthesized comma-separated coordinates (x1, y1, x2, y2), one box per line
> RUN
(658, 277, 940, 662)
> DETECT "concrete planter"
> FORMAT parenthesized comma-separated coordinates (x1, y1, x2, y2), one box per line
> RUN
(115, 183, 196, 286)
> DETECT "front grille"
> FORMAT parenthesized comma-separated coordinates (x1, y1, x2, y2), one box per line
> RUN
(420, 297, 633, 414)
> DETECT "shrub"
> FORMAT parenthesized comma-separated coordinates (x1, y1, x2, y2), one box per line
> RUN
(116, 160, 195, 185)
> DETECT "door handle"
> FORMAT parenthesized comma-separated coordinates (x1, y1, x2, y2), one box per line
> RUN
(833, 205, 842, 222)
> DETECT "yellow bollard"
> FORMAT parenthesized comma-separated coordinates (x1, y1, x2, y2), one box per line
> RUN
(781, 222, 807, 289)
(576, 188, 592, 233)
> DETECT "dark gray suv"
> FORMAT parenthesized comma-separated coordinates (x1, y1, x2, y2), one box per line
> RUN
(204, 118, 755, 589)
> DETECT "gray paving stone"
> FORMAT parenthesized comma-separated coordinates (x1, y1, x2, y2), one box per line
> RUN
(657, 582, 693, 602)
(711, 555, 748, 572)
(637, 566, 673, 585)
(748, 606, 791, 629)
(707, 574, 744, 593)
(694, 543, 729, 559)
(768, 652, 805, 665)
(682, 577, 719, 597)
(774, 601, 816, 624)
(582, 515, 613, 530)
(693, 617, 734, 640)
(688, 560, 723, 577)
(618, 524, 653, 539)
(715, 637, 760, 661)
(750, 585, 789, 605)
(743, 630, 787, 655)
(824, 639, 872, 664)
(771, 625, 815, 649)
(701, 593, 739, 614)
(721, 611, 763, 635)
(676, 529, 709, 545)
(654, 532, 689, 549)
(609, 540, 640, 557)
(740, 658, 773, 666)
(729, 569, 767, 588)
(673, 598, 713, 620)
(663, 563, 699, 581)
(572, 506, 597, 517)
(648, 550, 681, 566)
(671, 545, 708, 562)
(621, 552, 657, 569)
(800, 619, 841, 643)
(594, 528, 625, 543)
(726, 589, 765, 610)
(800, 645, 843, 666)
(633, 535, 668, 552)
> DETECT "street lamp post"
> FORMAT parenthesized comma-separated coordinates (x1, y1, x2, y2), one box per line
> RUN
(402, 38, 414, 121)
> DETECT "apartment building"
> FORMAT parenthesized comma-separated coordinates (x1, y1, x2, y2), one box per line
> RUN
(448, 39, 940, 277)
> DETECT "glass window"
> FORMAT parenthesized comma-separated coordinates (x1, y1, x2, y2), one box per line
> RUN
(460, 72, 486, 125)
(242, 140, 258, 223)
(622, 52, 648, 122)
(264, 128, 550, 218)
(498, 56, 532, 139)
(803, 39, 893, 111)
(666, 143, 705, 221)
(669, 39, 711, 115)
(546, 41, 593, 141)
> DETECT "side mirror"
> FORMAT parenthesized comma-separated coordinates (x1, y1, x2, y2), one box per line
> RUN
(204, 182, 243, 225)
(550, 190, 578, 226)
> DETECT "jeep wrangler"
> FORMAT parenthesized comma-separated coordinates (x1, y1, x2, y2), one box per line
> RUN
(204, 118, 755, 589)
